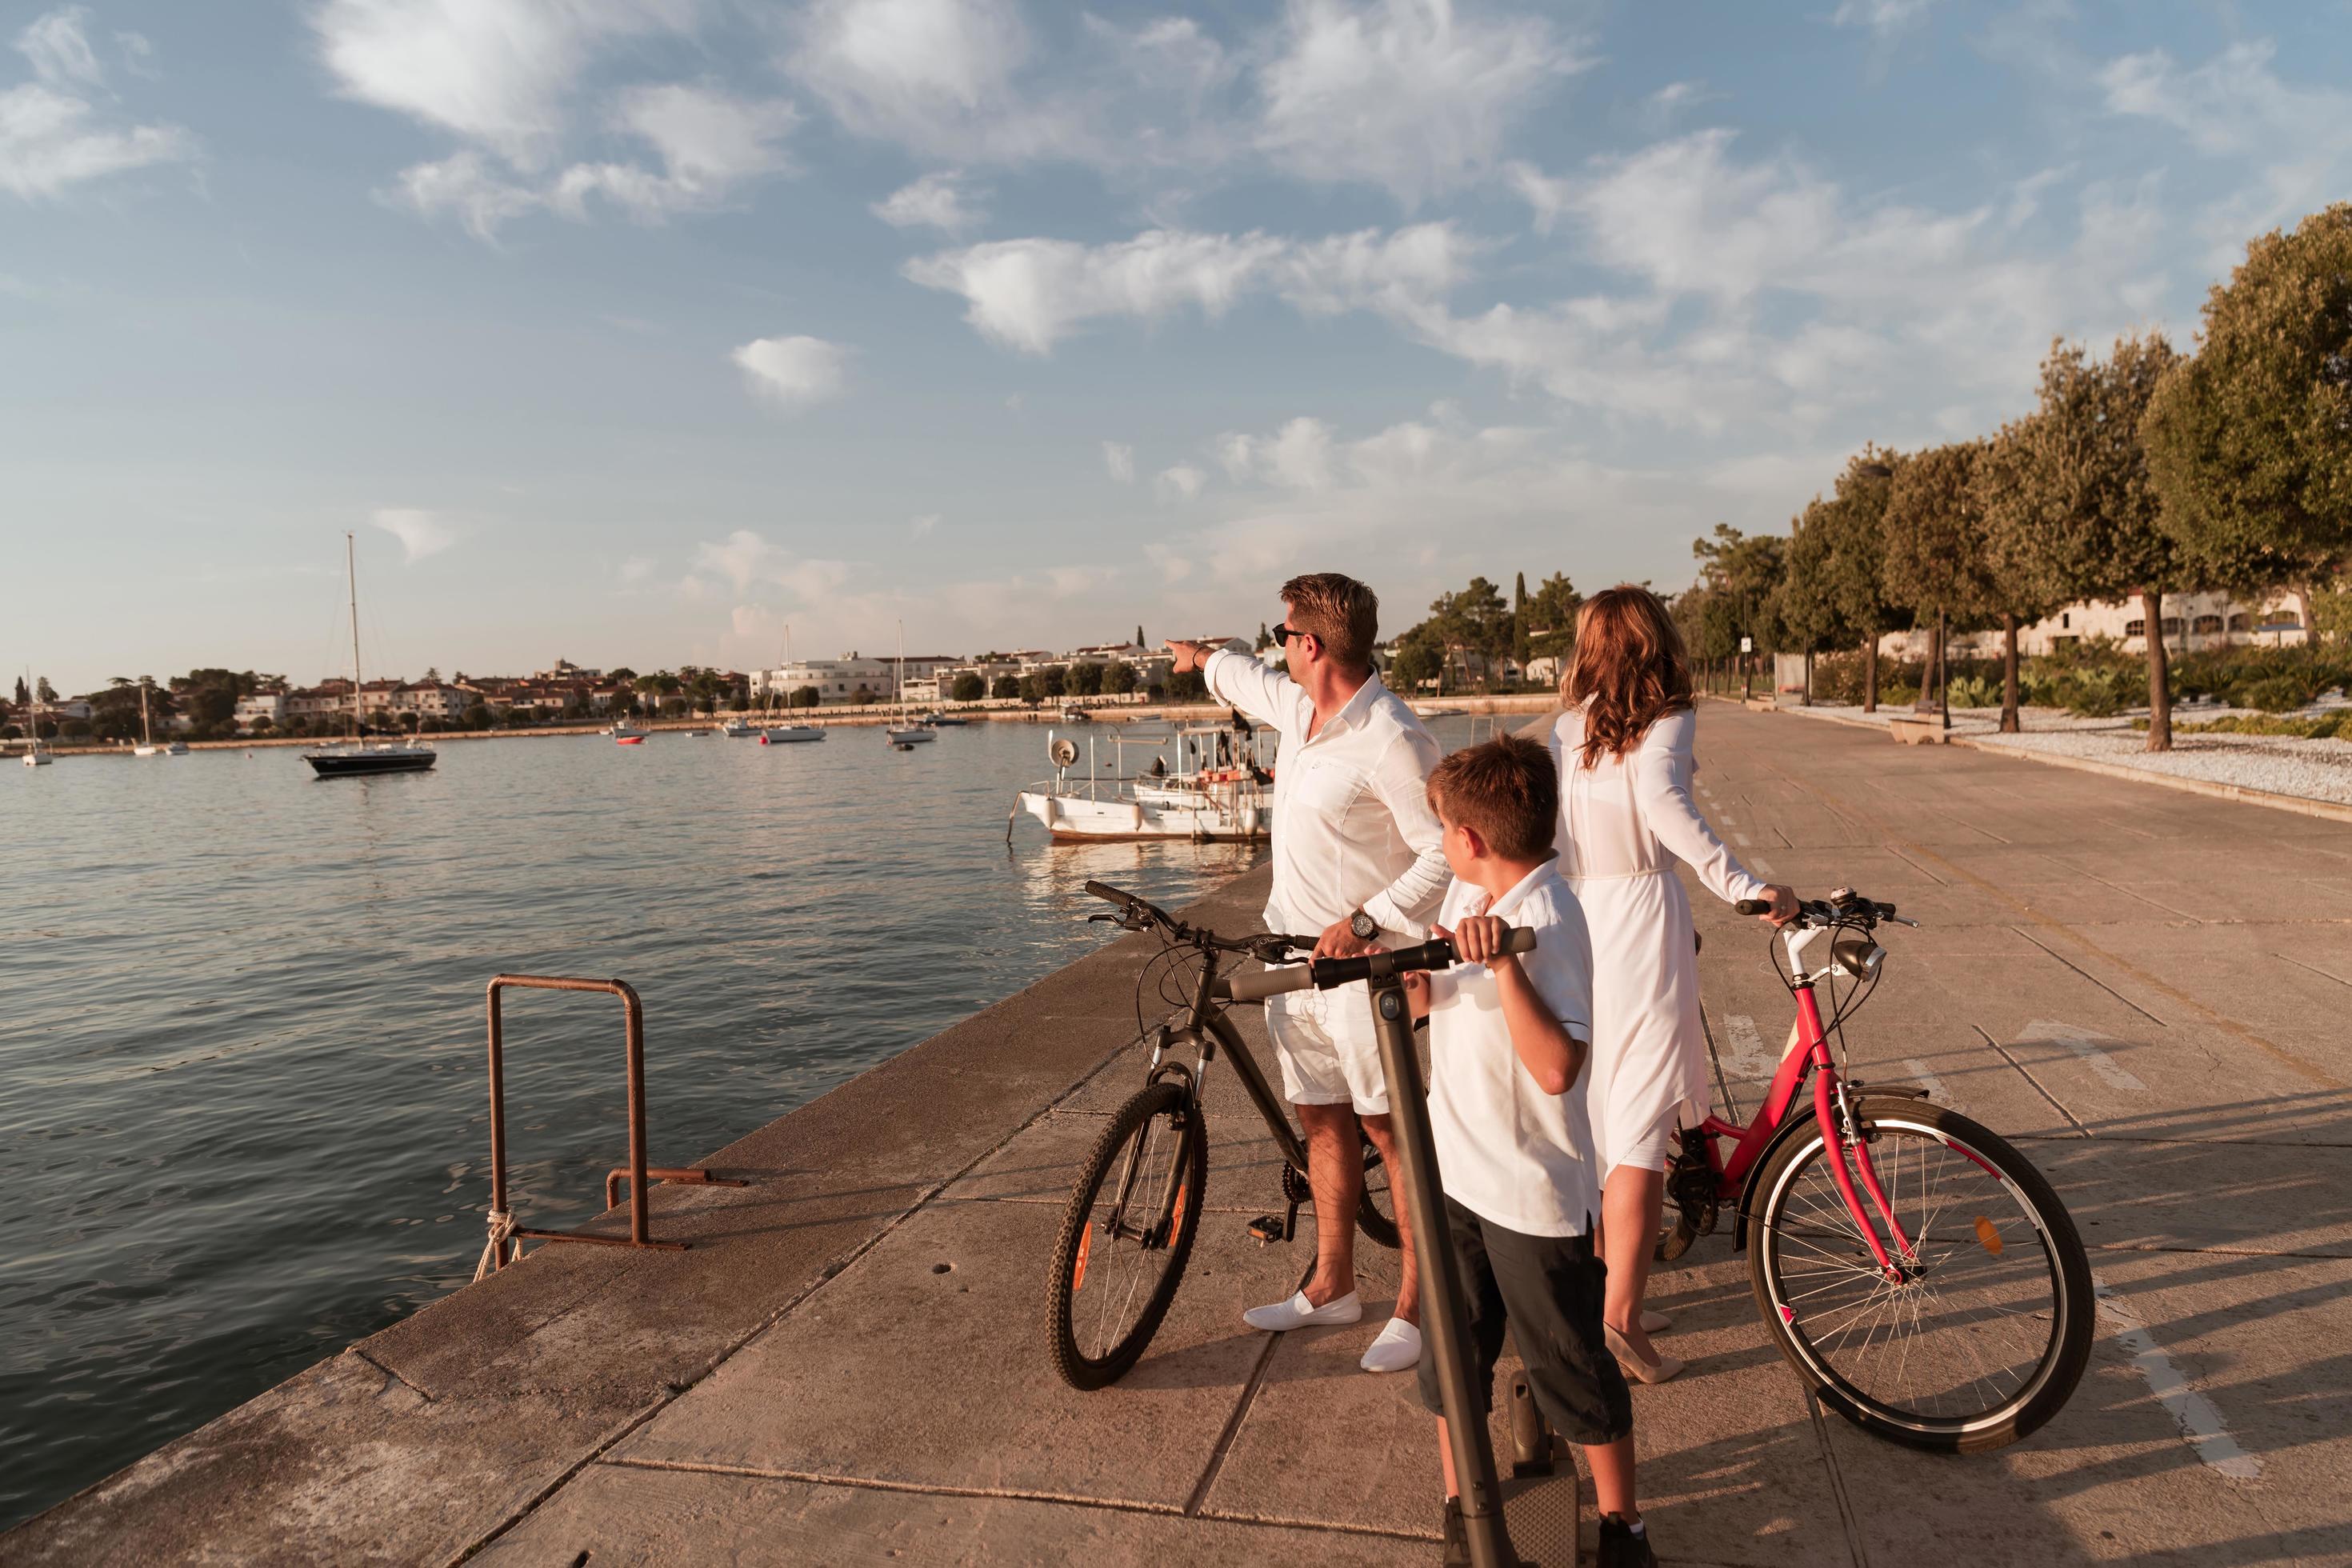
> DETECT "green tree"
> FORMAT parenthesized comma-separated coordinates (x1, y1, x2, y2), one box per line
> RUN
(462, 703, 492, 730)
(1974, 421, 2068, 731)
(1387, 622, 1447, 692)
(1038, 665, 1068, 700)
(951, 673, 986, 702)
(1427, 576, 1512, 690)
(1254, 622, 1273, 651)
(1776, 497, 1854, 706)
(1102, 659, 1137, 694)
(1520, 573, 1582, 666)
(1511, 571, 1532, 673)
(1017, 673, 1045, 706)
(1134, 625, 1146, 650)
(2145, 203, 2352, 630)
(1065, 661, 1104, 697)
(990, 674, 1020, 700)
(1999, 334, 2186, 749)
(1166, 669, 1207, 701)
(1690, 526, 1787, 698)
(1882, 441, 1996, 724)
(1814, 449, 1907, 710)
(792, 686, 820, 709)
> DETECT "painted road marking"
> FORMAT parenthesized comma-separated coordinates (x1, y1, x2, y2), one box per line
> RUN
(1748, 854, 1778, 878)
(1733, 831, 1752, 846)
(2094, 1274, 2261, 1481)
(1721, 1014, 1779, 1082)
(1902, 1058, 1964, 1115)
(2018, 1019, 2147, 1094)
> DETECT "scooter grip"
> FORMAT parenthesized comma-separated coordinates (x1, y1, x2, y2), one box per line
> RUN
(1215, 965, 1315, 1003)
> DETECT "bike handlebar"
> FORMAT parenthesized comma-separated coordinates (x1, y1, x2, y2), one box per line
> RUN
(1734, 890, 1914, 929)
(1213, 928, 1538, 1003)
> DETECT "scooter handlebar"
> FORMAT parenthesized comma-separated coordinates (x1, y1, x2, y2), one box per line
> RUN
(1210, 927, 1537, 1002)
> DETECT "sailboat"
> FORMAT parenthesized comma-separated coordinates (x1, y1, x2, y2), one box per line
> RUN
(757, 625, 823, 743)
(134, 682, 161, 756)
(884, 621, 935, 745)
(303, 534, 438, 778)
(19, 675, 52, 766)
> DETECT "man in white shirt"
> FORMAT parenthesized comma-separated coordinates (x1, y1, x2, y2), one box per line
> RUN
(1169, 572, 1449, 1375)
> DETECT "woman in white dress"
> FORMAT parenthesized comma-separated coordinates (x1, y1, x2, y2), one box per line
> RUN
(1550, 587, 1794, 1383)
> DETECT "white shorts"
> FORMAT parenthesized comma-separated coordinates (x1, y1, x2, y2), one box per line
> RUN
(1264, 981, 1390, 1116)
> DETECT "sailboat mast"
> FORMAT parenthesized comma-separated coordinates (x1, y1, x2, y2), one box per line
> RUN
(346, 531, 363, 744)
(140, 680, 151, 746)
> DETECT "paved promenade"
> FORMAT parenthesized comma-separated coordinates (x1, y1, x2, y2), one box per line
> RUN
(10, 704, 2349, 1565)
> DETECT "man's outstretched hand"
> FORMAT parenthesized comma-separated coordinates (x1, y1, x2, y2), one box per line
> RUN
(1167, 638, 1213, 674)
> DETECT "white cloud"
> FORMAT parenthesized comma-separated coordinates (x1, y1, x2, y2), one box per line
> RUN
(1155, 463, 1206, 501)
(389, 150, 541, 239)
(2098, 40, 2352, 254)
(618, 554, 655, 584)
(872, 170, 981, 234)
(1, 7, 193, 200)
(1503, 160, 1571, 234)
(731, 334, 850, 411)
(792, 0, 1054, 162)
(903, 222, 1472, 354)
(371, 508, 456, 562)
(1254, 0, 1578, 205)
(910, 512, 940, 537)
(550, 84, 799, 222)
(1101, 441, 1135, 484)
(1215, 416, 1337, 491)
(689, 527, 851, 603)
(1830, 0, 1931, 42)
(19, 7, 102, 87)
(312, 0, 692, 168)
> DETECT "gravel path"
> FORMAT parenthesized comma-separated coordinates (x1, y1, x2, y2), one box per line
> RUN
(1775, 700, 2352, 806)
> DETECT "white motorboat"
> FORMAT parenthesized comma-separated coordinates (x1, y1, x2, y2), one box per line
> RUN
(606, 722, 648, 742)
(758, 724, 825, 744)
(721, 718, 754, 738)
(1012, 718, 1274, 841)
(165, 739, 189, 756)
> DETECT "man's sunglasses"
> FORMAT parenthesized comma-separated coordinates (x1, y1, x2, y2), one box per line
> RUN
(1272, 623, 1311, 647)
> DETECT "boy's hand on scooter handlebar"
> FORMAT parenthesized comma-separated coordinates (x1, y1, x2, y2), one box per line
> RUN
(1440, 917, 1520, 971)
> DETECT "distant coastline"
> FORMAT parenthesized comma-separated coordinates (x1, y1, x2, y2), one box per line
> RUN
(34, 694, 1560, 757)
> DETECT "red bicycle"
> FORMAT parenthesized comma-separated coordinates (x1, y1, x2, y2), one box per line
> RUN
(1661, 887, 2093, 1453)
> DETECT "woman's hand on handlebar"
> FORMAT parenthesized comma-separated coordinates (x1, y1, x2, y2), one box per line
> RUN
(1751, 885, 1799, 926)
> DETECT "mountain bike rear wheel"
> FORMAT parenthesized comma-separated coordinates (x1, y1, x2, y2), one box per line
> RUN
(1749, 1097, 2092, 1452)
(1046, 1082, 1207, 1390)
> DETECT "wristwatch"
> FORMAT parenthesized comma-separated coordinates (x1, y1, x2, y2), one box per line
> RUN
(1349, 908, 1379, 942)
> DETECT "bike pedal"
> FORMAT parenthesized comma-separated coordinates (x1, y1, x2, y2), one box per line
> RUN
(1246, 1215, 1283, 1245)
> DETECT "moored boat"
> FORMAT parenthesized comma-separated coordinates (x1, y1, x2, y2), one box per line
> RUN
(758, 725, 824, 744)
(303, 535, 437, 779)
(1012, 718, 1274, 841)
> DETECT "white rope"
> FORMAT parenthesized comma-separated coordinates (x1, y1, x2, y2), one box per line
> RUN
(473, 1208, 517, 1283)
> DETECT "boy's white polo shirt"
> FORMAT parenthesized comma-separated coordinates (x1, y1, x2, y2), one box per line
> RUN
(1426, 862, 1600, 1239)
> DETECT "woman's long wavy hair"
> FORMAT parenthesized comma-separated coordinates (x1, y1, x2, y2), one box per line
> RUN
(1562, 585, 1693, 768)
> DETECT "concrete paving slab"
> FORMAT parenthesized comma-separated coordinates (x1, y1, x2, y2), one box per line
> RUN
(608, 1193, 1298, 1510)
(2021, 1136, 2352, 1258)
(471, 1461, 1432, 1567)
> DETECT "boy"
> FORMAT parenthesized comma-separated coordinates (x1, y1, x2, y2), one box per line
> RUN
(1402, 735, 1653, 1568)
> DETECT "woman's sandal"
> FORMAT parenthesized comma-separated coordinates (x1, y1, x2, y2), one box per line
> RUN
(1606, 1323, 1684, 1384)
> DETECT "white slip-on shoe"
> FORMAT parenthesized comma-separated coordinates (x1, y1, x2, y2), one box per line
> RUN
(1242, 1290, 1364, 1332)
(1359, 1316, 1422, 1373)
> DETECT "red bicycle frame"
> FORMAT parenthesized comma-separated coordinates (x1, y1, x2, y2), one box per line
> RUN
(1695, 978, 1916, 1279)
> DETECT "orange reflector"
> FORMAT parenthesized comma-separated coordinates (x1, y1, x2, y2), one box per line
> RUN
(1171, 1185, 1187, 1238)
(1974, 1215, 2004, 1255)
(1072, 1224, 1093, 1292)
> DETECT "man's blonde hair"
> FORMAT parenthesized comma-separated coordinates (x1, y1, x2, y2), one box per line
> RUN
(1280, 573, 1379, 670)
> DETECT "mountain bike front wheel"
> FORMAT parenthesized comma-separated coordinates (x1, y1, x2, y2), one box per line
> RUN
(1749, 1097, 2093, 1453)
(1046, 1082, 1207, 1391)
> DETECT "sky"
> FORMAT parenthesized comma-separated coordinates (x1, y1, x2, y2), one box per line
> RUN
(6, 0, 2350, 693)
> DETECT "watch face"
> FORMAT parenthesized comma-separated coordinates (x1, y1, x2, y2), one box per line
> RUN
(1350, 911, 1378, 939)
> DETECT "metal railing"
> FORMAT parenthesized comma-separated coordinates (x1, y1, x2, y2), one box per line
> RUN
(477, 973, 747, 1276)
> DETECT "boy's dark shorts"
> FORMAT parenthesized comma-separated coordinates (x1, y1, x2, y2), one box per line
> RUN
(1415, 1196, 1633, 1446)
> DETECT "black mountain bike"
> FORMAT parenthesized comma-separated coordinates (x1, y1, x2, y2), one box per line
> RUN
(1046, 880, 1401, 1390)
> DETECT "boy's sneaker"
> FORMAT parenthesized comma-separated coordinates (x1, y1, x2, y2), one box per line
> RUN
(1598, 1513, 1657, 1567)
(1440, 1497, 1470, 1567)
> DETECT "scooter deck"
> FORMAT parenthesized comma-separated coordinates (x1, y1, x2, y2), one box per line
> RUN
(1498, 1376, 1581, 1566)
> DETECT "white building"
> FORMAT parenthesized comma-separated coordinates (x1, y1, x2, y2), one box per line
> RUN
(235, 689, 288, 728)
(1881, 590, 2308, 660)
(750, 653, 961, 704)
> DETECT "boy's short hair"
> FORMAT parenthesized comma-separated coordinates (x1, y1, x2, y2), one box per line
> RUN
(1280, 573, 1379, 670)
(1427, 734, 1558, 861)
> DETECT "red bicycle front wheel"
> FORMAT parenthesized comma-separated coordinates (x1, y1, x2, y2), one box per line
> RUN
(1748, 1097, 2093, 1452)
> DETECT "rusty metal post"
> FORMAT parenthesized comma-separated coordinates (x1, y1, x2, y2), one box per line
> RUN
(478, 974, 744, 1272)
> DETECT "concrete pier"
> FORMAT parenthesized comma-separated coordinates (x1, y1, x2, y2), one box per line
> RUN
(10, 704, 2352, 1565)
